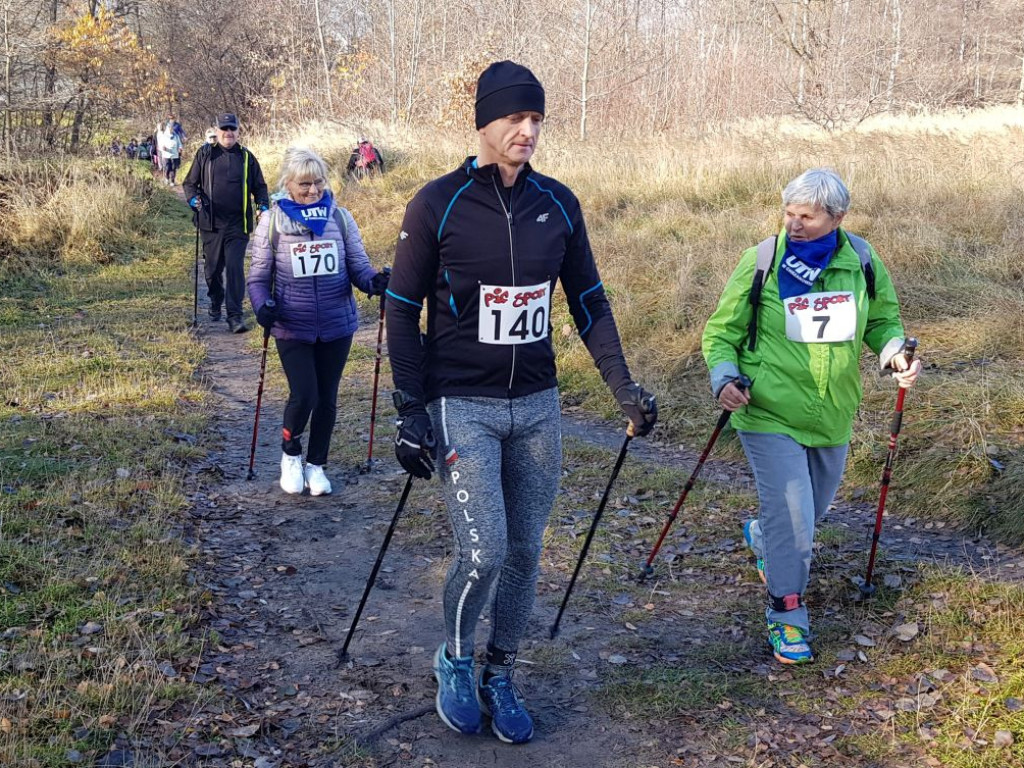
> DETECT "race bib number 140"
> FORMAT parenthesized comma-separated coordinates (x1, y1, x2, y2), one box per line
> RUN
(478, 282, 551, 345)
(290, 240, 339, 279)
(784, 291, 857, 343)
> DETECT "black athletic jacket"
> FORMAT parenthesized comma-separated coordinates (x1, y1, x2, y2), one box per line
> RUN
(182, 143, 269, 234)
(386, 157, 632, 402)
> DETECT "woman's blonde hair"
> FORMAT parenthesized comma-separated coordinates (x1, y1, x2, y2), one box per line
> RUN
(277, 146, 331, 194)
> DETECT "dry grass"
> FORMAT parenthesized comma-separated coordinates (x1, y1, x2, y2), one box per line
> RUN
(230, 112, 1024, 537)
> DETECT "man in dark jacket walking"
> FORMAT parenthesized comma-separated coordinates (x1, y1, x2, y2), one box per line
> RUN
(385, 61, 657, 744)
(183, 112, 270, 333)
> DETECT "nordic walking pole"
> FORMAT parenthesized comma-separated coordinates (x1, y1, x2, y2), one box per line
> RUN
(638, 374, 751, 583)
(362, 289, 387, 474)
(337, 474, 414, 664)
(192, 222, 200, 327)
(550, 425, 635, 640)
(858, 338, 918, 597)
(246, 303, 275, 481)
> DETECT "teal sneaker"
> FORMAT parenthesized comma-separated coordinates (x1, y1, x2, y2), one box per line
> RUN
(742, 519, 766, 584)
(477, 670, 534, 744)
(432, 643, 481, 734)
(767, 622, 814, 665)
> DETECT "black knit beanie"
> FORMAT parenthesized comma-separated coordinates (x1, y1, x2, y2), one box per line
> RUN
(475, 61, 545, 130)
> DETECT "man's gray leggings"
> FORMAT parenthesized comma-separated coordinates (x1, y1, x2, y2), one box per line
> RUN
(739, 431, 848, 633)
(427, 388, 561, 660)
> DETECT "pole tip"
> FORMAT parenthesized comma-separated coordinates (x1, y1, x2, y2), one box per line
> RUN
(548, 625, 559, 640)
(245, 471, 254, 481)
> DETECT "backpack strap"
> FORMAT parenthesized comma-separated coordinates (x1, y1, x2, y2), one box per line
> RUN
(746, 236, 778, 352)
(843, 231, 876, 300)
(332, 206, 349, 241)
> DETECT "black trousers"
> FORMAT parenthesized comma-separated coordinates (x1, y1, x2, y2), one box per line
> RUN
(201, 224, 249, 320)
(275, 335, 353, 466)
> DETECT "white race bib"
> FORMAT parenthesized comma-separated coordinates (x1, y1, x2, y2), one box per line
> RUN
(290, 240, 339, 279)
(478, 282, 551, 345)
(784, 291, 857, 343)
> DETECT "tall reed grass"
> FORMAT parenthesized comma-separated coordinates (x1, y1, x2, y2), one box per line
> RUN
(237, 111, 1024, 538)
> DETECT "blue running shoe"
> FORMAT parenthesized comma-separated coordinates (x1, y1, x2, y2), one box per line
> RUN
(432, 643, 481, 734)
(767, 621, 814, 664)
(742, 519, 766, 584)
(477, 670, 534, 744)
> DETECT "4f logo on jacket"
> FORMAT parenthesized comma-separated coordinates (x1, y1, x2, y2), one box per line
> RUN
(536, 213, 549, 223)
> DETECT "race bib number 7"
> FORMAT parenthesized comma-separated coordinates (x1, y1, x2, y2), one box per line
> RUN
(290, 240, 339, 279)
(784, 291, 857, 343)
(478, 282, 551, 345)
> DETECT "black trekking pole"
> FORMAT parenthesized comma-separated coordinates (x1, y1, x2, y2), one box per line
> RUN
(246, 304, 275, 481)
(550, 425, 634, 639)
(337, 474, 414, 664)
(856, 338, 918, 598)
(361, 291, 387, 474)
(192, 223, 200, 327)
(638, 374, 751, 583)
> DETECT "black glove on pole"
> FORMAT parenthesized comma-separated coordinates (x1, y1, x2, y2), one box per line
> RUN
(858, 338, 918, 597)
(336, 474, 414, 664)
(638, 374, 751, 582)
(256, 299, 280, 329)
(394, 395, 436, 480)
(246, 304, 275, 481)
(616, 382, 658, 437)
(550, 423, 635, 639)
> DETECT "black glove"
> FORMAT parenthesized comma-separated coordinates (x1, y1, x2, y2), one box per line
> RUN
(256, 299, 279, 329)
(369, 267, 391, 297)
(394, 406, 436, 479)
(615, 382, 657, 437)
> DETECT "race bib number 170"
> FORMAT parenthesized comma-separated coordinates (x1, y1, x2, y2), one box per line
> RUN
(478, 282, 551, 345)
(290, 240, 339, 279)
(784, 290, 857, 343)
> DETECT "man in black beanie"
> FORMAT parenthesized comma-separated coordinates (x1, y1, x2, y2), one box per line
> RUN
(385, 60, 658, 744)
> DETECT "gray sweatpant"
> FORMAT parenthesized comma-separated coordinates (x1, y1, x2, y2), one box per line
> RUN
(738, 431, 848, 633)
(427, 388, 561, 660)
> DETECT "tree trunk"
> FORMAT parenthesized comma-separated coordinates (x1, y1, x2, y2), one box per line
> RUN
(314, 0, 334, 112)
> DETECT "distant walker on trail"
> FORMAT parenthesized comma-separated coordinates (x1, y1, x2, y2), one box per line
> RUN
(246, 147, 390, 496)
(182, 112, 270, 334)
(701, 167, 922, 666)
(385, 60, 657, 745)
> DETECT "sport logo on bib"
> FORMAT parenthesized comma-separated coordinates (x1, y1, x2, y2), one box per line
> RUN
(479, 282, 551, 345)
(784, 291, 857, 343)
(290, 240, 339, 279)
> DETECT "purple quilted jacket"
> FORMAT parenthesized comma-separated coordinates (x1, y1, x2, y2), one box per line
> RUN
(247, 202, 378, 343)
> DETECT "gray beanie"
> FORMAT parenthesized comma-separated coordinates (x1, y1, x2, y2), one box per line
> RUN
(475, 61, 545, 130)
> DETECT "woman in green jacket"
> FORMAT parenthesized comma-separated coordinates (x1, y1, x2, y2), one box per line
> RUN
(702, 168, 922, 664)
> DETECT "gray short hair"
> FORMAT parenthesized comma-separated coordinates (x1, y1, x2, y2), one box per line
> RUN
(277, 147, 331, 194)
(782, 168, 850, 218)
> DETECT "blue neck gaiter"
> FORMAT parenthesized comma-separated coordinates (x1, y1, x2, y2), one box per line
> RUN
(278, 191, 333, 236)
(777, 229, 839, 299)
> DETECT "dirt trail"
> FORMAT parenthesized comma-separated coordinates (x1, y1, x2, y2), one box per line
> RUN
(181, 293, 1024, 768)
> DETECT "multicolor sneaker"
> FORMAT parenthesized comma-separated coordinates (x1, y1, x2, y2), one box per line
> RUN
(477, 670, 534, 744)
(767, 621, 814, 664)
(432, 643, 481, 734)
(742, 519, 766, 584)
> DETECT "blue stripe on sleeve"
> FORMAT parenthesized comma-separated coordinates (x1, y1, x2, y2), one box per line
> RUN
(527, 177, 573, 234)
(438, 179, 475, 241)
(385, 289, 422, 308)
(576, 281, 603, 336)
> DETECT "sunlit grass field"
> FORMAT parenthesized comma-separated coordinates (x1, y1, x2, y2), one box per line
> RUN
(2, 109, 1023, 766)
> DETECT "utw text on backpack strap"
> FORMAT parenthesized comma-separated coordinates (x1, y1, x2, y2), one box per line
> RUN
(746, 236, 778, 352)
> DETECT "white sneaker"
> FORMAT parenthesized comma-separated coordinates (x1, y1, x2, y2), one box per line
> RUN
(304, 463, 332, 496)
(280, 453, 304, 494)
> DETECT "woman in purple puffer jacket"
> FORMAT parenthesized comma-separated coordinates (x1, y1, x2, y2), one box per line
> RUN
(248, 146, 389, 496)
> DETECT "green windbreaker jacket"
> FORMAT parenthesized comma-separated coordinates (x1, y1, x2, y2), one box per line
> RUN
(702, 229, 906, 447)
